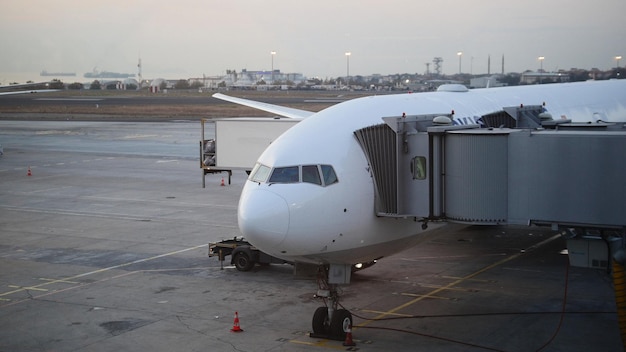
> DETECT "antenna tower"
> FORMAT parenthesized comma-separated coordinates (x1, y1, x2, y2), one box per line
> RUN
(433, 57, 443, 76)
(137, 57, 143, 89)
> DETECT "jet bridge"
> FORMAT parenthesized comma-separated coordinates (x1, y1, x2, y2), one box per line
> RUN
(354, 105, 626, 269)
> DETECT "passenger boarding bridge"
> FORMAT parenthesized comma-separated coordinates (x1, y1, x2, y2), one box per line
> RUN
(354, 105, 626, 269)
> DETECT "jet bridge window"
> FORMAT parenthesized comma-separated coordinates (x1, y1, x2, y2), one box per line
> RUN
(412, 156, 427, 180)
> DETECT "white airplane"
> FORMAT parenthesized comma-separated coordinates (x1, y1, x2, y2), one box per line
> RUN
(0, 81, 60, 96)
(0, 89, 60, 96)
(213, 79, 626, 340)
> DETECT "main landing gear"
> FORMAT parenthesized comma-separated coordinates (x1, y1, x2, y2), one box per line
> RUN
(310, 266, 353, 341)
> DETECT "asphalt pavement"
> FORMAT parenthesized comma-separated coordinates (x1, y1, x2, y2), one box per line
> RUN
(0, 120, 621, 351)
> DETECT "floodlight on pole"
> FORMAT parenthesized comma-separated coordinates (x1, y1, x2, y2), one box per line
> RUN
(538, 56, 545, 84)
(457, 51, 463, 74)
(616, 55, 622, 77)
(345, 52, 351, 87)
(270, 51, 276, 84)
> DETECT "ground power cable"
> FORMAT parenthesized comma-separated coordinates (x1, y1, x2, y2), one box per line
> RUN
(346, 256, 612, 351)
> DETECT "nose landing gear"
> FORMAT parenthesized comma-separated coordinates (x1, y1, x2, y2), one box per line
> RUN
(310, 266, 353, 341)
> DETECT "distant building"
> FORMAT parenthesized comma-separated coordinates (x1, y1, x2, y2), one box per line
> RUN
(209, 69, 306, 89)
(520, 71, 569, 84)
(149, 78, 168, 92)
(469, 75, 507, 88)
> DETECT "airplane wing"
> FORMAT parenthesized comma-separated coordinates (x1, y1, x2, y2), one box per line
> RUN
(212, 93, 315, 119)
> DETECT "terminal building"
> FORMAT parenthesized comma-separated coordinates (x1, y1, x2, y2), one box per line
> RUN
(520, 71, 570, 84)
(190, 69, 306, 90)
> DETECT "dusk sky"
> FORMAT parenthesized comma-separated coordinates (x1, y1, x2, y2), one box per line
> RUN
(1, 0, 625, 83)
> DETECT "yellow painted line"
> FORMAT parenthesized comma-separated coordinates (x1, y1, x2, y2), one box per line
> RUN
(356, 234, 561, 328)
(64, 244, 209, 280)
(1, 271, 137, 308)
(2, 265, 216, 309)
(8, 285, 48, 292)
(38, 278, 78, 284)
(290, 339, 324, 347)
(359, 309, 414, 317)
(401, 253, 507, 261)
(440, 275, 493, 283)
(0, 244, 208, 302)
(0, 287, 26, 297)
(417, 283, 478, 292)
(290, 338, 345, 349)
(401, 292, 449, 300)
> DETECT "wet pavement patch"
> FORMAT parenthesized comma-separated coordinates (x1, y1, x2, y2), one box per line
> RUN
(100, 319, 152, 336)
(155, 286, 178, 294)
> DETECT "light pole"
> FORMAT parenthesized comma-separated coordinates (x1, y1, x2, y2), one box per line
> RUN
(345, 52, 351, 87)
(616, 55, 622, 77)
(538, 56, 545, 84)
(270, 51, 276, 84)
(457, 51, 463, 74)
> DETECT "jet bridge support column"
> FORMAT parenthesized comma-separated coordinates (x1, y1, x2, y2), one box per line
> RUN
(608, 229, 626, 352)
(612, 259, 626, 349)
(428, 128, 445, 220)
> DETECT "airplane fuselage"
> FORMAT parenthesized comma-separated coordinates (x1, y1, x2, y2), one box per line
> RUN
(236, 80, 626, 266)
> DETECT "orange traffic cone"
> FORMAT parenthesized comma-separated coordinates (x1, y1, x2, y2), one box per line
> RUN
(220, 177, 225, 186)
(343, 324, 356, 346)
(230, 311, 243, 332)
(27, 167, 32, 176)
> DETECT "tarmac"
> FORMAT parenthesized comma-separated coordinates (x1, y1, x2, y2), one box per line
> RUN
(0, 120, 622, 351)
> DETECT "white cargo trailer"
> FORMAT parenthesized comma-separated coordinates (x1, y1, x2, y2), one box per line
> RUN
(200, 117, 299, 186)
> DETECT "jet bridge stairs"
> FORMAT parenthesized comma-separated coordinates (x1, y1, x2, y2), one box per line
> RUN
(354, 105, 626, 270)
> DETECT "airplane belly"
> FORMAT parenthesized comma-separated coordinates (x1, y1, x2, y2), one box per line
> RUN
(273, 175, 443, 264)
(283, 218, 449, 265)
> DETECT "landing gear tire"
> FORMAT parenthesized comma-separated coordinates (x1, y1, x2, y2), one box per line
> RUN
(329, 309, 352, 340)
(233, 252, 254, 271)
(310, 266, 353, 341)
(312, 306, 329, 335)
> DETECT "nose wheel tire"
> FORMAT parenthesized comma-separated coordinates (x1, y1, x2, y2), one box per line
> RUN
(311, 307, 352, 340)
(330, 309, 352, 340)
(312, 306, 329, 334)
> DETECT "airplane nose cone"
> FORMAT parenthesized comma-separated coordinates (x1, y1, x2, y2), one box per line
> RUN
(238, 188, 289, 248)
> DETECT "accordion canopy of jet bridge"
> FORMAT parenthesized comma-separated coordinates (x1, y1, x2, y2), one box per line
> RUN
(354, 111, 626, 230)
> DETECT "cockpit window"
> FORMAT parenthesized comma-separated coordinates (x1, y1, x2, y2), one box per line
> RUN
(269, 166, 299, 183)
(253, 164, 338, 187)
(321, 165, 338, 186)
(302, 165, 322, 185)
(249, 163, 271, 183)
